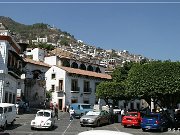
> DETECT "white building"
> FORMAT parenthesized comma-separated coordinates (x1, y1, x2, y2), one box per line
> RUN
(25, 48, 47, 62)
(0, 23, 24, 103)
(45, 65, 111, 111)
(23, 58, 51, 107)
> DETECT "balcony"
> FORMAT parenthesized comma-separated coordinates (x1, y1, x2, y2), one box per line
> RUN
(83, 88, 92, 94)
(8, 66, 23, 79)
(56, 86, 64, 93)
(71, 87, 80, 93)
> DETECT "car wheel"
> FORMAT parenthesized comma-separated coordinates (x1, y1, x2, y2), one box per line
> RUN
(96, 120, 100, 127)
(108, 119, 111, 124)
(124, 125, 127, 128)
(49, 125, 53, 131)
(160, 127, 164, 132)
(31, 127, 34, 130)
(3, 121, 7, 130)
(11, 120, 15, 126)
(80, 124, 84, 127)
(142, 128, 146, 132)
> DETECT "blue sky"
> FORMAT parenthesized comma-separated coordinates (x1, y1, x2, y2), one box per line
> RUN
(1, 1, 180, 61)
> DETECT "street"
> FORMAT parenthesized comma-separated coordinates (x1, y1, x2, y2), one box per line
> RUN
(1, 110, 180, 135)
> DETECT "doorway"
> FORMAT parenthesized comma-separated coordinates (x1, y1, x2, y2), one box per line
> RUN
(58, 99, 63, 110)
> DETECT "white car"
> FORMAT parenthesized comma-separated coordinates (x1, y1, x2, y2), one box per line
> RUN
(31, 109, 55, 130)
(77, 130, 134, 135)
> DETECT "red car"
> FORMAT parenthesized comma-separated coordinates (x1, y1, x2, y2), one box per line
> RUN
(121, 112, 141, 128)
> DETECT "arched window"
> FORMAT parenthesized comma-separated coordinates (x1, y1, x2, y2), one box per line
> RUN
(79, 64, 86, 70)
(71, 62, 78, 68)
(95, 67, 101, 73)
(87, 65, 93, 71)
(62, 60, 70, 67)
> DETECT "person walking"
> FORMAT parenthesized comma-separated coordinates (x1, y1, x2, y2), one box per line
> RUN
(54, 104, 59, 120)
(69, 107, 75, 121)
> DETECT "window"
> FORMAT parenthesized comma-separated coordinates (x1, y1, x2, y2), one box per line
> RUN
(71, 99, 78, 103)
(9, 93, 12, 103)
(13, 94, 15, 104)
(84, 81, 90, 92)
(51, 85, 55, 91)
(51, 73, 56, 79)
(5, 92, 8, 103)
(95, 82, 100, 93)
(71, 79, 79, 92)
(83, 100, 89, 104)
(59, 80, 63, 91)
(130, 102, 134, 110)
(136, 103, 140, 110)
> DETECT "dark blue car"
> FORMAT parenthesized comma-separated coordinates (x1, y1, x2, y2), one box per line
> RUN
(141, 113, 169, 132)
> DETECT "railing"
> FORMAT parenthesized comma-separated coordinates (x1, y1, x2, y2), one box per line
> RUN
(83, 88, 92, 94)
(71, 87, 80, 93)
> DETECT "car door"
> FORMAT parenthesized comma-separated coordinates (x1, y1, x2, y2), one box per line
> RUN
(100, 111, 107, 124)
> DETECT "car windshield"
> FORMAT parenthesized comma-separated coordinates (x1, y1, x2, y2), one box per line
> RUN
(37, 111, 50, 117)
(144, 114, 158, 119)
(126, 113, 138, 117)
(81, 105, 91, 109)
(86, 111, 100, 116)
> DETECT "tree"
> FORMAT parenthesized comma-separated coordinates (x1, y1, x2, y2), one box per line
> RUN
(112, 61, 134, 82)
(126, 61, 180, 109)
(96, 81, 126, 107)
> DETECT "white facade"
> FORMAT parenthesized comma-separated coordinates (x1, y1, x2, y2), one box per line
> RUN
(25, 48, 47, 62)
(45, 65, 110, 111)
(0, 23, 23, 103)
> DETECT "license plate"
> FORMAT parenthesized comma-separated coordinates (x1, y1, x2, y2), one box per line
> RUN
(146, 126, 150, 129)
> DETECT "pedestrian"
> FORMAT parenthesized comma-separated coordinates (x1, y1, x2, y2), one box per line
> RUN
(54, 104, 59, 120)
(69, 107, 75, 121)
(16, 102, 19, 114)
(66, 104, 69, 113)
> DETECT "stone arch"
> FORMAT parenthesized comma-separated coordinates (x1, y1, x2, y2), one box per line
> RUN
(87, 65, 93, 71)
(71, 62, 78, 68)
(79, 63, 86, 70)
(62, 59, 70, 67)
(95, 67, 101, 73)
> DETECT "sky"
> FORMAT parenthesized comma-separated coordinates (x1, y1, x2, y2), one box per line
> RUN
(1, 0, 180, 61)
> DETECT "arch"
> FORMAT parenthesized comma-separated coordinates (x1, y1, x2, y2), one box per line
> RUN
(62, 59, 70, 67)
(95, 67, 101, 73)
(87, 65, 93, 71)
(79, 63, 86, 70)
(71, 62, 78, 68)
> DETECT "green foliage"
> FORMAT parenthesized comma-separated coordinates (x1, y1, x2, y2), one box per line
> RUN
(126, 61, 180, 108)
(96, 81, 126, 106)
(38, 43, 55, 51)
(46, 91, 52, 100)
(112, 61, 134, 82)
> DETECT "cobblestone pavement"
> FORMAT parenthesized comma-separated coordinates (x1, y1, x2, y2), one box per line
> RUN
(1, 110, 180, 135)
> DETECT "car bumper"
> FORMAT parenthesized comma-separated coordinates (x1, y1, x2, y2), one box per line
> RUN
(122, 121, 140, 126)
(31, 125, 51, 129)
(141, 124, 161, 130)
(80, 121, 96, 126)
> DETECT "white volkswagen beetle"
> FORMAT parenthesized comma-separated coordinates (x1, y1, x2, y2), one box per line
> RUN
(31, 109, 55, 130)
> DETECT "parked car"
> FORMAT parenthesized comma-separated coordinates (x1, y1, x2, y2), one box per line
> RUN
(70, 103, 93, 118)
(0, 103, 16, 130)
(174, 110, 180, 130)
(80, 110, 111, 127)
(30, 109, 55, 130)
(121, 112, 141, 128)
(77, 130, 134, 135)
(141, 113, 169, 132)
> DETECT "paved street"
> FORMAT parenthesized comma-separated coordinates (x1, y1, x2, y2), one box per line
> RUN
(1, 110, 180, 135)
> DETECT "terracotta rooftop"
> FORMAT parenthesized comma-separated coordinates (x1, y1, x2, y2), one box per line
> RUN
(60, 66, 112, 80)
(24, 58, 51, 67)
